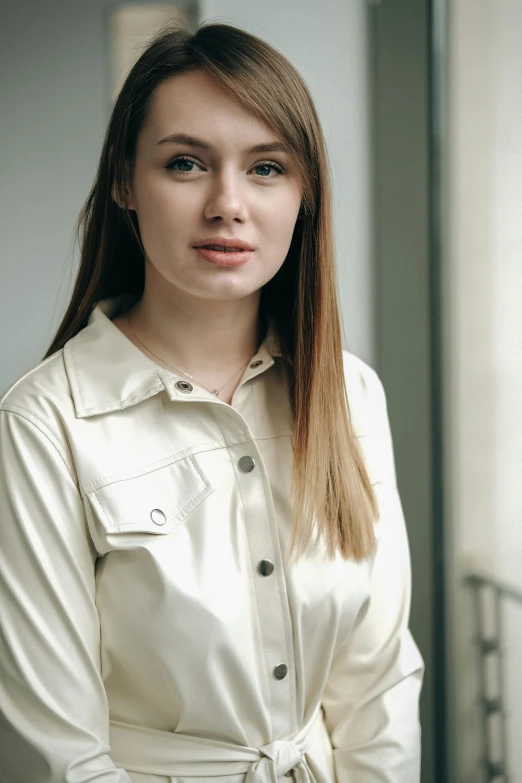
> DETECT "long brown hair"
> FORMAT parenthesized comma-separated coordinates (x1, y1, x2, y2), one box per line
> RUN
(45, 22, 377, 562)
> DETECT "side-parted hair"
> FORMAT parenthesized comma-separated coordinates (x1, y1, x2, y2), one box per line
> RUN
(45, 22, 378, 562)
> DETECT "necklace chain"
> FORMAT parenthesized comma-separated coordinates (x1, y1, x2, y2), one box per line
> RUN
(127, 314, 251, 397)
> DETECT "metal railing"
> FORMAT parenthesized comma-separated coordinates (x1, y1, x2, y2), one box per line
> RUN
(466, 573, 522, 783)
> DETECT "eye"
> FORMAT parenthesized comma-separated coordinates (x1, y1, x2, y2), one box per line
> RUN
(252, 162, 284, 178)
(165, 156, 201, 173)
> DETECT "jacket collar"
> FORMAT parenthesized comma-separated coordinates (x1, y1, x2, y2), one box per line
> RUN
(63, 295, 284, 419)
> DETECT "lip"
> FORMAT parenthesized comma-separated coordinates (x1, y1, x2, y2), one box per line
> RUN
(194, 247, 252, 267)
(192, 236, 255, 252)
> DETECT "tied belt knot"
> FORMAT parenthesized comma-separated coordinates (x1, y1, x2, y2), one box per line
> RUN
(109, 705, 323, 782)
(247, 737, 303, 781)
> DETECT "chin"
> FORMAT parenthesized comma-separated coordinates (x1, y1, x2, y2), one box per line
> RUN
(198, 289, 261, 303)
(186, 277, 264, 300)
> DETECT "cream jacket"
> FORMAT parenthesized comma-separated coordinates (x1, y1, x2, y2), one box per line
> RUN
(0, 296, 423, 783)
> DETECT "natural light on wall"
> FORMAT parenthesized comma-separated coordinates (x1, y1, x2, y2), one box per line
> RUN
(109, 3, 195, 102)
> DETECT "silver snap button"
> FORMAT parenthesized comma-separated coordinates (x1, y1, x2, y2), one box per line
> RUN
(238, 456, 255, 473)
(250, 360, 263, 368)
(150, 508, 166, 526)
(257, 560, 274, 576)
(273, 663, 288, 680)
(175, 380, 193, 394)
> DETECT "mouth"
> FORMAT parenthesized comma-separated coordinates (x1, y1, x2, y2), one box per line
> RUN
(198, 244, 246, 252)
(193, 245, 252, 267)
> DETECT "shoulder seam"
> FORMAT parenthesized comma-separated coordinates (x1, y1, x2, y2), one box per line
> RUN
(0, 350, 64, 407)
(0, 406, 77, 486)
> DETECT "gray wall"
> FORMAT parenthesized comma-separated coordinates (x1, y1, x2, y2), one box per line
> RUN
(0, 0, 374, 395)
(0, 0, 109, 390)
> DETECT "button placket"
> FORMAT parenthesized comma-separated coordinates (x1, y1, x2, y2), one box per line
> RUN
(257, 559, 274, 576)
(238, 455, 256, 473)
(228, 433, 295, 736)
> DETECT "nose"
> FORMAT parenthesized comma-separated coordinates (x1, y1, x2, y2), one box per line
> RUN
(203, 169, 249, 224)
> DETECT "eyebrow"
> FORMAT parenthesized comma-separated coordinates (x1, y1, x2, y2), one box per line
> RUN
(156, 132, 289, 155)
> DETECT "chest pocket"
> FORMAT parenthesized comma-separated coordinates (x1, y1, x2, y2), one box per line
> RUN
(85, 453, 214, 542)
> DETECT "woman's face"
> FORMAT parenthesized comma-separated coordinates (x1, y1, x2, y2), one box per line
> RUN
(125, 69, 302, 305)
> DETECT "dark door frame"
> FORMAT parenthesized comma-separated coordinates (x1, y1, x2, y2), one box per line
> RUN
(368, 1, 448, 781)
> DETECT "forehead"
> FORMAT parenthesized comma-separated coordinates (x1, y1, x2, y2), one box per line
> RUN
(142, 69, 280, 146)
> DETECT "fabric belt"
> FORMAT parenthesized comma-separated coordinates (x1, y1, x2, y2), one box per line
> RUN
(109, 705, 323, 782)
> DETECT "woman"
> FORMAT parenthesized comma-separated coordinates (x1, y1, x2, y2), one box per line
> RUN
(0, 22, 423, 783)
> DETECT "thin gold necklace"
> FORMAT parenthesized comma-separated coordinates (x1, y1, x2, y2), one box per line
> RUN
(127, 314, 251, 397)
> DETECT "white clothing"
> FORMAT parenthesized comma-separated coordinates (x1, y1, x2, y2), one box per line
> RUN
(0, 295, 423, 782)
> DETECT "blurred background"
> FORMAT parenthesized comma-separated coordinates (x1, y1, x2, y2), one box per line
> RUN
(1, 0, 521, 781)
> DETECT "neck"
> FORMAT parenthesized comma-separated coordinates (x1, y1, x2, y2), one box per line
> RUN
(125, 285, 265, 376)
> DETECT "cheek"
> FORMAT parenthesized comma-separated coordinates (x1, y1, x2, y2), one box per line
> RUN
(263, 199, 300, 247)
(136, 179, 184, 224)
(132, 167, 195, 228)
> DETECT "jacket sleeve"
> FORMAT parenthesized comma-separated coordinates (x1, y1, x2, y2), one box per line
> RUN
(0, 408, 131, 782)
(320, 365, 424, 782)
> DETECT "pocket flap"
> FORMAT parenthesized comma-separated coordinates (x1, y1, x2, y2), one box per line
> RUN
(87, 454, 214, 535)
